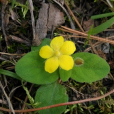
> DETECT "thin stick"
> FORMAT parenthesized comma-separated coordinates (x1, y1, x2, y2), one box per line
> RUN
(0, 81, 15, 114)
(88, 40, 99, 54)
(84, 42, 101, 52)
(28, 0, 36, 41)
(1, 2, 9, 50)
(106, 0, 113, 8)
(52, 0, 75, 30)
(109, 72, 114, 81)
(0, 89, 114, 113)
(65, 2, 84, 32)
(62, 4, 98, 54)
(59, 26, 114, 45)
(0, 52, 25, 56)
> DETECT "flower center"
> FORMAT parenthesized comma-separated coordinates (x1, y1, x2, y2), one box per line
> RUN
(55, 50, 61, 57)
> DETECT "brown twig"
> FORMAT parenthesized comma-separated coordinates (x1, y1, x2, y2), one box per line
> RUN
(10, 35, 31, 46)
(1, 1, 9, 51)
(84, 42, 102, 52)
(109, 72, 114, 81)
(88, 40, 99, 54)
(58, 34, 109, 52)
(0, 89, 114, 113)
(65, 2, 84, 32)
(28, 0, 36, 44)
(0, 52, 25, 56)
(21, 84, 34, 114)
(52, 0, 75, 30)
(63, 4, 98, 54)
(0, 81, 15, 114)
(59, 26, 114, 45)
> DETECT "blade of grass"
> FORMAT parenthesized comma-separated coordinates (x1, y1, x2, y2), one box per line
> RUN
(84, 25, 93, 47)
(11, 0, 16, 8)
(0, 69, 21, 80)
(91, 12, 114, 19)
(91, 16, 114, 35)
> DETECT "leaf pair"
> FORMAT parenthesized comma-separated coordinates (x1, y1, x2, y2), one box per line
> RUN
(15, 38, 110, 84)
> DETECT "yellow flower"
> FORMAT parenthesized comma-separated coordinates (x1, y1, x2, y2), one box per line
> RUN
(39, 36, 76, 73)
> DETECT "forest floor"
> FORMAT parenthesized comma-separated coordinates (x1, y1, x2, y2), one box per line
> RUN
(0, 0, 114, 114)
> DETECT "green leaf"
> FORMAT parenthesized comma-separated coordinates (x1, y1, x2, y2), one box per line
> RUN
(15, 50, 59, 84)
(59, 69, 71, 82)
(91, 12, 114, 19)
(0, 69, 21, 80)
(35, 81, 68, 114)
(71, 52, 110, 83)
(31, 38, 51, 51)
(11, 0, 16, 8)
(91, 16, 114, 35)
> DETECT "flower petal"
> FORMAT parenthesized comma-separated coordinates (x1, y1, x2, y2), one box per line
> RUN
(39, 45, 54, 59)
(45, 57, 59, 73)
(59, 55, 74, 70)
(50, 36, 64, 50)
(60, 41, 76, 55)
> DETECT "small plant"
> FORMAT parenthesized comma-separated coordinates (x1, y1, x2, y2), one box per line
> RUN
(11, 0, 29, 19)
(13, 36, 109, 114)
(0, 36, 110, 113)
